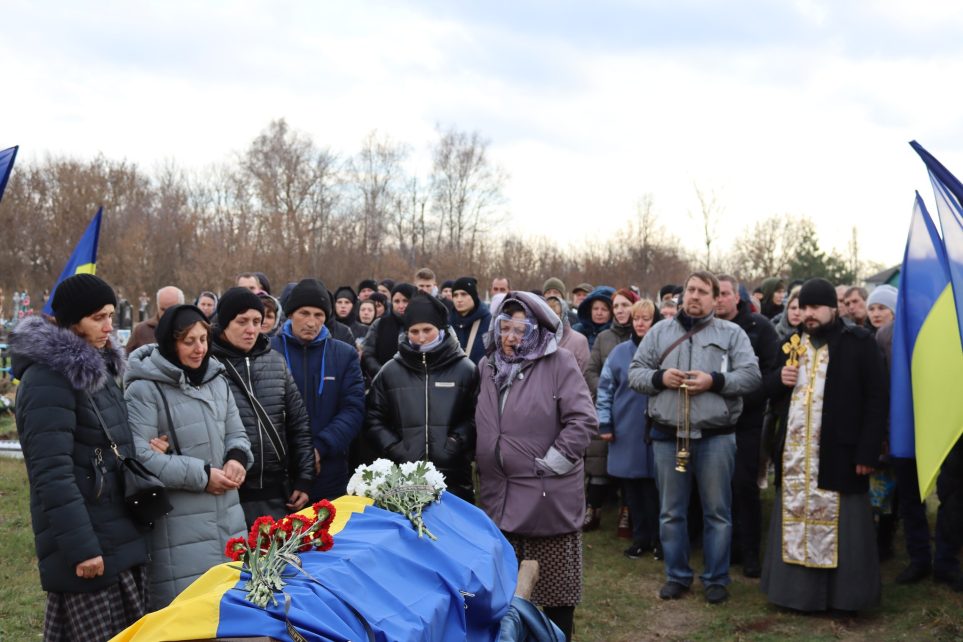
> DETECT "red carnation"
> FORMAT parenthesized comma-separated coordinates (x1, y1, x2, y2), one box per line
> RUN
(224, 536, 248, 562)
(316, 530, 334, 552)
(313, 500, 336, 529)
(248, 516, 276, 549)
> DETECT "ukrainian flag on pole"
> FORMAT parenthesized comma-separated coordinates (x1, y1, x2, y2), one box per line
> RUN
(890, 141, 963, 498)
(0, 145, 17, 202)
(42, 207, 103, 317)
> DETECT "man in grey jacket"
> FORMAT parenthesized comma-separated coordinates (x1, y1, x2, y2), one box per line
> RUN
(628, 271, 761, 605)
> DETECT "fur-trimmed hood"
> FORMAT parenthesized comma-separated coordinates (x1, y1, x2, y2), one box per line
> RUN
(10, 316, 126, 393)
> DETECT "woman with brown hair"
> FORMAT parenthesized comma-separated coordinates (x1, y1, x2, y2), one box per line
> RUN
(125, 304, 252, 610)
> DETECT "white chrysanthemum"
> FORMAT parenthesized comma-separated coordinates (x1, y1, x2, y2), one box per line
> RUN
(399, 461, 419, 475)
(424, 468, 447, 491)
(370, 458, 395, 475)
(346, 470, 365, 495)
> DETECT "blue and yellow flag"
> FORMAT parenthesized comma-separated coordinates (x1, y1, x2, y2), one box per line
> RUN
(112, 493, 517, 641)
(0, 145, 17, 203)
(891, 140, 963, 498)
(42, 207, 103, 317)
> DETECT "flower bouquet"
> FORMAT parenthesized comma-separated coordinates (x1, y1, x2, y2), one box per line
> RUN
(347, 459, 446, 540)
(224, 500, 336, 608)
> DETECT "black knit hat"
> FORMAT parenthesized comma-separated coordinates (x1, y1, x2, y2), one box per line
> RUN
(798, 278, 838, 309)
(283, 278, 332, 317)
(369, 292, 388, 308)
(334, 286, 357, 303)
(391, 282, 417, 301)
(216, 287, 265, 328)
(51, 274, 117, 328)
(403, 292, 449, 329)
(357, 279, 378, 293)
(380, 278, 396, 291)
(452, 276, 480, 310)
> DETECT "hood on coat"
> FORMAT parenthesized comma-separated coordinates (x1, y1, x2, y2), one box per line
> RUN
(484, 290, 562, 360)
(576, 286, 616, 326)
(10, 316, 125, 392)
(125, 342, 225, 388)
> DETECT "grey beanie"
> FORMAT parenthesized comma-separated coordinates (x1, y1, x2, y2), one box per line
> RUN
(866, 285, 898, 313)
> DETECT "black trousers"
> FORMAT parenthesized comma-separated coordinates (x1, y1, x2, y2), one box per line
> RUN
(621, 477, 659, 547)
(731, 426, 762, 561)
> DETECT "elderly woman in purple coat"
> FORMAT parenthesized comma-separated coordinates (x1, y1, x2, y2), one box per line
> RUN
(475, 291, 596, 642)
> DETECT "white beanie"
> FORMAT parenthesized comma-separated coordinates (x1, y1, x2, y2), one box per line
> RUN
(866, 284, 898, 313)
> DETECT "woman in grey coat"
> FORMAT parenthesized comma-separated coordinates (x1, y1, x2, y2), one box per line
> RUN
(125, 305, 252, 610)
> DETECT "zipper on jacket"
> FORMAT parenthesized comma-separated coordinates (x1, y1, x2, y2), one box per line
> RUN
(423, 353, 430, 463)
(246, 356, 264, 489)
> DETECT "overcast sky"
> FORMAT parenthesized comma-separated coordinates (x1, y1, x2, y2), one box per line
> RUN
(5, 0, 963, 267)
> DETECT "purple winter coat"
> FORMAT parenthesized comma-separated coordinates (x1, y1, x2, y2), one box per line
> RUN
(475, 291, 597, 537)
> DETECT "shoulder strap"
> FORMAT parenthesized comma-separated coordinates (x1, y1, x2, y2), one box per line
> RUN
(152, 381, 182, 455)
(657, 320, 712, 367)
(222, 359, 287, 461)
(86, 392, 125, 461)
(466, 319, 481, 355)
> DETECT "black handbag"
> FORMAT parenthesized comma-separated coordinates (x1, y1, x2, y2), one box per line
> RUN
(87, 393, 173, 527)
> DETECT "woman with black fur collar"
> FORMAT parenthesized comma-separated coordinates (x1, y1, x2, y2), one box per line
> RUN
(10, 274, 150, 641)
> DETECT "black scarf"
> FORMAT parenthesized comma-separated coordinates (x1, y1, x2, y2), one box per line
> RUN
(157, 304, 211, 386)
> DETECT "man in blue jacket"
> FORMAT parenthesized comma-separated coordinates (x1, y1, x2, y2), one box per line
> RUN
(271, 278, 365, 501)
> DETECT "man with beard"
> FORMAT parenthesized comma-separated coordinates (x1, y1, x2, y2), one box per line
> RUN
(760, 278, 886, 612)
(715, 274, 780, 578)
(628, 271, 760, 604)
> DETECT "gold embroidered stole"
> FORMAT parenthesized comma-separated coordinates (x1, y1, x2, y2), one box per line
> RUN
(781, 339, 840, 568)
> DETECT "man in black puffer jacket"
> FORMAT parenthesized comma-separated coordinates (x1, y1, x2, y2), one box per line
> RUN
(211, 287, 315, 525)
(365, 292, 478, 502)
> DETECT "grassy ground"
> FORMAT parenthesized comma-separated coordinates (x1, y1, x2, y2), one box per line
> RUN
(575, 492, 963, 642)
(1, 457, 960, 641)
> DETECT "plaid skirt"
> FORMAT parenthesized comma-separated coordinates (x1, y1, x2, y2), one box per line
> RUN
(43, 564, 149, 642)
(506, 531, 583, 607)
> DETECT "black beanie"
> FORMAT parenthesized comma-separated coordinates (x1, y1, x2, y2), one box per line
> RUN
(216, 287, 265, 329)
(798, 278, 838, 309)
(358, 279, 378, 293)
(403, 292, 449, 329)
(391, 282, 417, 301)
(51, 274, 117, 328)
(380, 278, 396, 291)
(283, 278, 332, 317)
(452, 276, 480, 310)
(369, 292, 388, 308)
(334, 286, 358, 304)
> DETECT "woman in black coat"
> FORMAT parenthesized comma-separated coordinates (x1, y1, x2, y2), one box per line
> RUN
(10, 274, 149, 641)
(365, 292, 478, 502)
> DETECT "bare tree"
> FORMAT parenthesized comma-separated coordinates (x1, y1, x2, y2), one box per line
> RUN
(730, 214, 807, 283)
(430, 127, 506, 267)
(348, 130, 409, 258)
(692, 184, 723, 271)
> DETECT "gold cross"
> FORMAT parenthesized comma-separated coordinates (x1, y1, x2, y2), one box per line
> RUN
(782, 334, 807, 367)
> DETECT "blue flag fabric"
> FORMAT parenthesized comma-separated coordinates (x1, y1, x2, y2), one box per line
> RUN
(910, 140, 963, 343)
(0, 145, 17, 203)
(889, 193, 952, 459)
(42, 207, 103, 316)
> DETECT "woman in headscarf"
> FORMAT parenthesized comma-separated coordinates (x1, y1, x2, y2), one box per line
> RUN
(125, 304, 252, 610)
(773, 286, 803, 340)
(361, 282, 417, 380)
(11, 274, 150, 640)
(544, 294, 589, 373)
(194, 291, 218, 321)
(257, 291, 281, 337)
(365, 293, 478, 502)
(475, 291, 596, 642)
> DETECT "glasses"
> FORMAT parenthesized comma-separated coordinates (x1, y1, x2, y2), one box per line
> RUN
(497, 315, 536, 340)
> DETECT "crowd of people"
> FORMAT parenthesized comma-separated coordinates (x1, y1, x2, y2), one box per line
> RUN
(9, 266, 963, 641)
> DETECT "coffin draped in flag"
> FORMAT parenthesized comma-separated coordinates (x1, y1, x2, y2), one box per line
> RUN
(0, 145, 17, 203)
(112, 493, 517, 642)
(42, 207, 103, 317)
